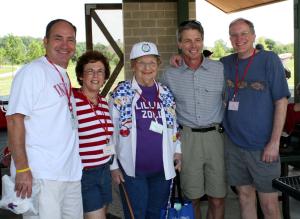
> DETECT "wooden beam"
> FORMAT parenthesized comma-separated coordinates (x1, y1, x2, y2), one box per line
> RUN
(295, 0, 300, 101)
(177, 0, 189, 25)
(85, 4, 94, 50)
(205, 0, 287, 14)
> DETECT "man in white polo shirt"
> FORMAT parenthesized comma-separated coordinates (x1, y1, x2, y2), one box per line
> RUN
(6, 19, 83, 219)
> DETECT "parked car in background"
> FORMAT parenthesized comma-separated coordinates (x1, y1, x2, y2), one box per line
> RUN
(0, 97, 8, 129)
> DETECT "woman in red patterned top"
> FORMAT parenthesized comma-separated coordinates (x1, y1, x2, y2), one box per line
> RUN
(73, 50, 114, 219)
(284, 83, 300, 134)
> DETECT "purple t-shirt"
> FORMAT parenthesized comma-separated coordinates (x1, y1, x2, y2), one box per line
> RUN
(135, 84, 163, 175)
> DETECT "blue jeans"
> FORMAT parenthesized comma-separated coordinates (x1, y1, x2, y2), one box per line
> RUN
(119, 170, 171, 219)
(81, 164, 112, 213)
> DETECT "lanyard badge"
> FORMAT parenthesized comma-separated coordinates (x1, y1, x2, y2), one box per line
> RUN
(228, 49, 256, 112)
(149, 120, 163, 134)
(46, 57, 77, 129)
(81, 90, 110, 144)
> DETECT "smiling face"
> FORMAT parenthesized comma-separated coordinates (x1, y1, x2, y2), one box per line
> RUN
(43, 21, 76, 68)
(81, 61, 106, 95)
(229, 20, 256, 59)
(178, 29, 203, 62)
(132, 55, 159, 87)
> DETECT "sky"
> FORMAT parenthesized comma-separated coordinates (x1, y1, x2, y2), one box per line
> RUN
(0, 0, 294, 47)
(197, 0, 293, 47)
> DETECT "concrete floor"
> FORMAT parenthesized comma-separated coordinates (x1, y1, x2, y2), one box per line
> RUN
(0, 129, 300, 219)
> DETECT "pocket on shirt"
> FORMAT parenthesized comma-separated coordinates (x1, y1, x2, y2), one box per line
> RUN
(204, 87, 223, 106)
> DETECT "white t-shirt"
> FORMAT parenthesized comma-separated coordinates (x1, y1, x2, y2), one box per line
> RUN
(6, 57, 82, 181)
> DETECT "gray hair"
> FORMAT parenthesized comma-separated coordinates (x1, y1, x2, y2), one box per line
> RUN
(229, 18, 255, 34)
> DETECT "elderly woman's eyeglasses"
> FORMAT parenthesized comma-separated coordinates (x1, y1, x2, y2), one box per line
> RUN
(136, 61, 158, 69)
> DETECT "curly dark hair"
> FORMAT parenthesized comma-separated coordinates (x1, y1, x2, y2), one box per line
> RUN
(75, 50, 110, 86)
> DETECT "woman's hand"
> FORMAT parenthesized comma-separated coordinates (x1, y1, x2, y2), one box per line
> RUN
(173, 153, 182, 172)
(111, 168, 124, 185)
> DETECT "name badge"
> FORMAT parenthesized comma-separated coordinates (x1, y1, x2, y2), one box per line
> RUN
(228, 101, 239, 111)
(149, 120, 163, 134)
(103, 144, 116, 156)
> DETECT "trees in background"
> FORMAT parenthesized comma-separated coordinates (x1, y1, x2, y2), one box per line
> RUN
(2, 35, 26, 66)
(0, 34, 293, 66)
(0, 35, 44, 66)
(0, 34, 123, 67)
(211, 39, 227, 58)
(210, 37, 294, 59)
(25, 40, 45, 63)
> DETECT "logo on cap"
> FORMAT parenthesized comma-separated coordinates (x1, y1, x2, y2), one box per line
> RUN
(141, 43, 151, 52)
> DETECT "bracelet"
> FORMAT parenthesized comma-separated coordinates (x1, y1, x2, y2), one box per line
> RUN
(16, 167, 31, 173)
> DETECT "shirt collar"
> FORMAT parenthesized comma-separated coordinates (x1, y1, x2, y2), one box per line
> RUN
(181, 55, 210, 71)
(131, 76, 167, 96)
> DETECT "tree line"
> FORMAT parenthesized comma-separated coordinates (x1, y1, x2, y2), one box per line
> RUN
(210, 37, 294, 58)
(0, 34, 121, 67)
(0, 34, 294, 66)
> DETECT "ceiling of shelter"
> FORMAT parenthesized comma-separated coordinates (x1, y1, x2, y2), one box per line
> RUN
(205, 0, 287, 13)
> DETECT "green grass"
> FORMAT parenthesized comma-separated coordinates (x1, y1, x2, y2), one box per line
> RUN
(284, 59, 294, 87)
(0, 75, 13, 96)
(0, 65, 17, 74)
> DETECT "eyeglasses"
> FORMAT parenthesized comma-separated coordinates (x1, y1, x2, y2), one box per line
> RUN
(136, 61, 158, 69)
(179, 20, 202, 27)
(84, 69, 105, 76)
(229, 31, 251, 39)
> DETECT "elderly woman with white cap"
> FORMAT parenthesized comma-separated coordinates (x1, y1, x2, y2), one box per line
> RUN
(109, 41, 181, 219)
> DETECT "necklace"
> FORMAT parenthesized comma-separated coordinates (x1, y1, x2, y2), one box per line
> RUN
(80, 89, 110, 144)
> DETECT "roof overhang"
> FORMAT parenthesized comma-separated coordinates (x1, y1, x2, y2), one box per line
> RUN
(205, 0, 287, 13)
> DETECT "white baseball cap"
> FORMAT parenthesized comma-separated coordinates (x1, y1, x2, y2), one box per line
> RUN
(130, 41, 160, 60)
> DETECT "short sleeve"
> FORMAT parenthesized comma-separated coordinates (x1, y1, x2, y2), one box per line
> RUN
(6, 63, 45, 117)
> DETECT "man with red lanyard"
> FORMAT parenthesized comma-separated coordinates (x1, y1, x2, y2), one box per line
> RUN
(220, 18, 290, 219)
(6, 19, 83, 219)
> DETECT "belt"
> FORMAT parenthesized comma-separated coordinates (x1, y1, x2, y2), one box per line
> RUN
(191, 126, 216, 132)
(179, 124, 224, 133)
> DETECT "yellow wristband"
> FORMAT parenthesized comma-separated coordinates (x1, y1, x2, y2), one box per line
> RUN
(16, 167, 31, 173)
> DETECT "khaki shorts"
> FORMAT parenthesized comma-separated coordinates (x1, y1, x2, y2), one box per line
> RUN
(180, 126, 227, 199)
(224, 134, 280, 193)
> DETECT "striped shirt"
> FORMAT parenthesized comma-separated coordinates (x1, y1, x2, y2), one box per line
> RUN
(73, 88, 114, 169)
(161, 57, 224, 128)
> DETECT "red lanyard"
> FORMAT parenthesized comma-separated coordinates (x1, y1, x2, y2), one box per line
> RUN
(233, 49, 256, 99)
(82, 92, 109, 140)
(46, 58, 73, 113)
(135, 85, 160, 121)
